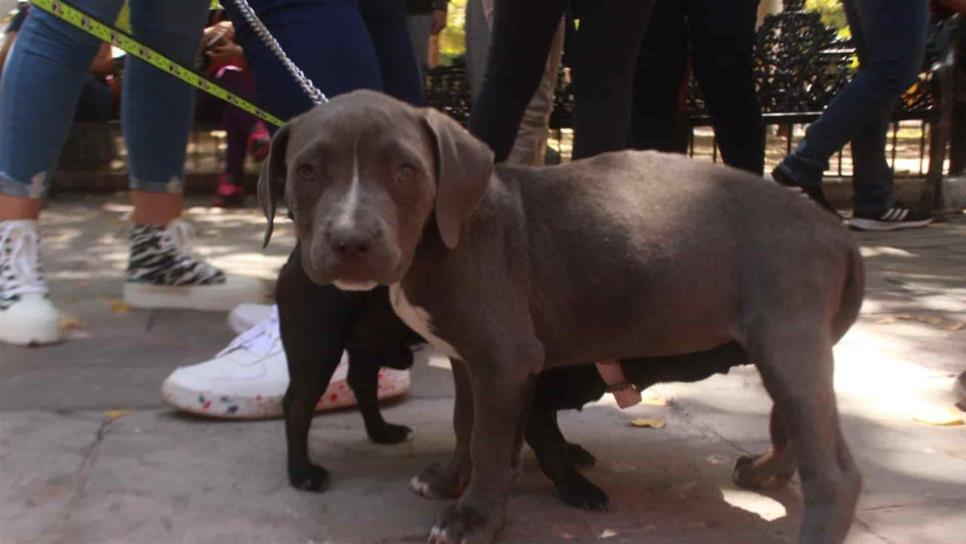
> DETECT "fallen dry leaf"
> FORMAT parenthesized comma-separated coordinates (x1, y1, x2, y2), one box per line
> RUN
(912, 406, 964, 426)
(629, 417, 666, 429)
(109, 300, 131, 315)
(641, 395, 669, 406)
(59, 316, 85, 330)
(103, 409, 133, 420)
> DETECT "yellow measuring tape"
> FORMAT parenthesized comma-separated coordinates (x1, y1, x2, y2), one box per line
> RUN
(29, 0, 286, 128)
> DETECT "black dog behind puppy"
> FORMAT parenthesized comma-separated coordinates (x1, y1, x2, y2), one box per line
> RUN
(528, 343, 748, 510)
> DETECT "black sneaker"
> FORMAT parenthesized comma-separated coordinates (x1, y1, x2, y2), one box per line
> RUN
(849, 202, 933, 232)
(771, 167, 840, 217)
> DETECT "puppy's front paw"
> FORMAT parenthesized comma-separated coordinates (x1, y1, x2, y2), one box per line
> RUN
(289, 463, 330, 492)
(428, 503, 500, 544)
(410, 461, 464, 499)
(556, 473, 609, 511)
(367, 422, 413, 444)
(564, 442, 597, 469)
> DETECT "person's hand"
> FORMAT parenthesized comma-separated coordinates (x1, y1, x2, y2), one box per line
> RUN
(203, 21, 235, 47)
(206, 42, 244, 65)
(205, 21, 235, 41)
(431, 9, 447, 35)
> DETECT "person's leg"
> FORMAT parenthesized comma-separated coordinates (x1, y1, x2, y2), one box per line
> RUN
(121, 0, 266, 310)
(465, 0, 490, 101)
(0, 0, 124, 212)
(358, 0, 424, 106)
(228, 0, 383, 120)
(848, 104, 932, 230)
(628, 0, 689, 153)
(506, 17, 564, 166)
(405, 13, 433, 83)
(687, 0, 765, 175)
(569, 0, 656, 159)
(0, 0, 124, 346)
(219, 68, 258, 182)
(468, 0, 568, 162)
(468, 0, 563, 166)
(849, 110, 893, 217)
(211, 67, 257, 207)
(775, 0, 928, 190)
(123, 0, 210, 223)
(951, 21, 966, 176)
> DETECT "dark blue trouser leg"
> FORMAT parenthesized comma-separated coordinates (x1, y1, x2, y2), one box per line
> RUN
(227, 0, 383, 121)
(358, 0, 425, 106)
(777, 0, 928, 197)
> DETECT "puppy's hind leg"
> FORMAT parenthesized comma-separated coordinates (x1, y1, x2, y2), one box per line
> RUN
(747, 323, 861, 544)
(733, 405, 796, 491)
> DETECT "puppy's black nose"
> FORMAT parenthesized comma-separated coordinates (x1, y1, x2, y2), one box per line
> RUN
(326, 225, 380, 258)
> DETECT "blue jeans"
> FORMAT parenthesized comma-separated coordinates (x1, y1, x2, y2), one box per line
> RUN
(0, 0, 209, 198)
(776, 0, 928, 216)
(227, 0, 422, 124)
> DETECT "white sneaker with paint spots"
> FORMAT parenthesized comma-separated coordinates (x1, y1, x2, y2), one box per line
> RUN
(161, 307, 410, 419)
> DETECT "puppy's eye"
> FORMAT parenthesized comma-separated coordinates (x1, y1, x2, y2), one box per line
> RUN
(296, 163, 315, 180)
(396, 165, 417, 182)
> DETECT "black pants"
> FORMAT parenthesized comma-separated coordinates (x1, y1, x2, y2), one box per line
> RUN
(630, 0, 764, 175)
(469, 0, 656, 161)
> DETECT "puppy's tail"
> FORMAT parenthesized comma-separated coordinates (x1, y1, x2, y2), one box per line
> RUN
(832, 245, 865, 344)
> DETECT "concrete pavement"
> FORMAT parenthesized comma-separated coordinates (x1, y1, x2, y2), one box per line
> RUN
(1, 194, 964, 544)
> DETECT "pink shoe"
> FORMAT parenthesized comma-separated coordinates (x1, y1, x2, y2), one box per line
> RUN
(213, 173, 246, 208)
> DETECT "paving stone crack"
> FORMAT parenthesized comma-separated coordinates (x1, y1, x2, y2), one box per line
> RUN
(858, 497, 966, 512)
(666, 400, 753, 456)
(852, 516, 899, 544)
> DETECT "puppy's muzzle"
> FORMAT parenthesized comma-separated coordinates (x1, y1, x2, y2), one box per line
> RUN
(310, 214, 398, 289)
(324, 219, 383, 260)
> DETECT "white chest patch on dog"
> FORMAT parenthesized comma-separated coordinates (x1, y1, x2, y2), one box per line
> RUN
(389, 284, 462, 361)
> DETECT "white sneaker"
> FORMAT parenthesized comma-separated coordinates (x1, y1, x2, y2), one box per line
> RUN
(123, 219, 269, 312)
(227, 302, 274, 334)
(161, 307, 411, 419)
(0, 220, 62, 346)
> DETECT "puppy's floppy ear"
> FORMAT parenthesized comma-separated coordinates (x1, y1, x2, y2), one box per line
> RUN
(258, 122, 292, 248)
(422, 108, 494, 249)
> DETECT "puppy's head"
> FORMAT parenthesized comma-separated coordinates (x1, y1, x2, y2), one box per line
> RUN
(259, 90, 493, 290)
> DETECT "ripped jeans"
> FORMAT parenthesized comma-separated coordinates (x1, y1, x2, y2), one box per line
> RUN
(0, 0, 208, 198)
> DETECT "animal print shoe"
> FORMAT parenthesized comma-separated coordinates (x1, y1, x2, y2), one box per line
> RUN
(0, 220, 62, 346)
(123, 219, 268, 312)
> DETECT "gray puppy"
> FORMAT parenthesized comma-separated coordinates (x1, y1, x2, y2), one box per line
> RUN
(260, 90, 864, 544)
